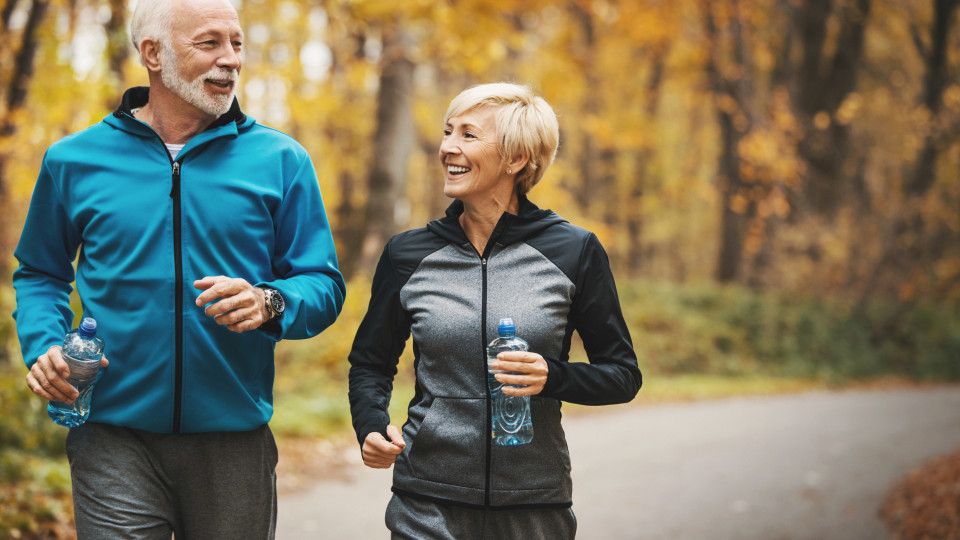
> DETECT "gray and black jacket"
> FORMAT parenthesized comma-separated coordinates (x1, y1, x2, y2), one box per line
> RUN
(348, 196, 642, 510)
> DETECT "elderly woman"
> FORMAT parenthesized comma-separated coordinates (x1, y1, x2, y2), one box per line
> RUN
(348, 82, 642, 539)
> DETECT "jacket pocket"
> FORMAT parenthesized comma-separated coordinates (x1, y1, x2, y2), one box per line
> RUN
(405, 397, 486, 490)
(489, 397, 568, 492)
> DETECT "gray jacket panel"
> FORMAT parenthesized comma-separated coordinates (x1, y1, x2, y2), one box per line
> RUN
(394, 241, 574, 506)
(348, 197, 641, 510)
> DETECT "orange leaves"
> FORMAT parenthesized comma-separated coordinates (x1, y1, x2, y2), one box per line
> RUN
(882, 447, 960, 540)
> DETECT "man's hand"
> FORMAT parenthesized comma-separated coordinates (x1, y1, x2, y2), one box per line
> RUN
(194, 276, 270, 333)
(26, 345, 109, 404)
(361, 425, 405, 469)
(489, 351, 549, 396)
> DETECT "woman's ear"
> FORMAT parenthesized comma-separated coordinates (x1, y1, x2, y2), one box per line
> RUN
(507, 155, 530, 175)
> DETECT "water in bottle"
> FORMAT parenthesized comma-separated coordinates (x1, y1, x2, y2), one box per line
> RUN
(486, 317, 533, 445)
(47, 317, 105, 428)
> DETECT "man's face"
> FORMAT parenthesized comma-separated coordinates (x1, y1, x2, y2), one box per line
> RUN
(160, 0, 243, 117)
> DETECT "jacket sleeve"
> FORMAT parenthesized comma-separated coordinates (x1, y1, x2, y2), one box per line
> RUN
(12, 155, 81, 367)
(256, 151, 345, 341)
(347, 241, 410, 446)
(540, 233, 642, 405)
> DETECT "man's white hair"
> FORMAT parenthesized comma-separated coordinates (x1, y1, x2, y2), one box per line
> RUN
(129, 0, 175, 65)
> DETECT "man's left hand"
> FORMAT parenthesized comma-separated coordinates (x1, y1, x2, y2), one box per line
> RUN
(194, 276, 270, 333)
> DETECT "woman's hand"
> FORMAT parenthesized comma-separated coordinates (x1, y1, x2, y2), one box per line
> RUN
(490, 351, 549, 396)
(361, 425, 406, 469)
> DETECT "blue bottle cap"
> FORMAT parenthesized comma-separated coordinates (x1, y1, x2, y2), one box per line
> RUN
(78, 317, 97, 337)
(497, 318, 515, 336)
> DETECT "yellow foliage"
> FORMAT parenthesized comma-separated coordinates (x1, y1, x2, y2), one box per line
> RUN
(0, 0, 955, 309)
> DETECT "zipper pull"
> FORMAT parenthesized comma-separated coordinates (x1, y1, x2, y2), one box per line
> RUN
(169, 162, 181, 198)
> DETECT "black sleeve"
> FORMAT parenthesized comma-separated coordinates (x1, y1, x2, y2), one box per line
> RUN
(540, 233, 642, 405)
(347, 241, 411, 446)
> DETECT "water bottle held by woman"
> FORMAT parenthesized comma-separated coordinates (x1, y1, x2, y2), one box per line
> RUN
(486, 318, 534, 445)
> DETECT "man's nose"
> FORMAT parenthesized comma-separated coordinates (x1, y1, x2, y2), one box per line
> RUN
(217, 45, 241, 70)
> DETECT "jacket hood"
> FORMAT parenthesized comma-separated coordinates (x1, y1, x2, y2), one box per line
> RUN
(104, 86, 252, 138)
(426, 195, 568, 250)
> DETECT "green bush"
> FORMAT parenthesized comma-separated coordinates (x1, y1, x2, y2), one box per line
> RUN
(618, 279, 960, 382)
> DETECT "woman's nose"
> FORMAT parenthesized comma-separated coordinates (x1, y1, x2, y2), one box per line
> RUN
(439, 137, 460, 155)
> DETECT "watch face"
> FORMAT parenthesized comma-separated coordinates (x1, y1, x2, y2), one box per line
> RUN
(270, 291, 284, 315)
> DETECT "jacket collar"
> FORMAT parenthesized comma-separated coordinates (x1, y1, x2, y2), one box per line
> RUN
(427, 195, 566, 251)
(113, 86, 246, 128)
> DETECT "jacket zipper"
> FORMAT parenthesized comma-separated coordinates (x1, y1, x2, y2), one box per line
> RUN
(171, 161, 184, 434)
(481, 254, 492, 507)
(121, 111, 186, 433)
(119, 110, 189, 433)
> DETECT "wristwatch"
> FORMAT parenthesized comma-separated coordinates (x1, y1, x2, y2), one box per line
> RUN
(261, 287, 285, 320)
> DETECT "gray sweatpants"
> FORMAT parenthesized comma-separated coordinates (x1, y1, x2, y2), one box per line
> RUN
(385, 493, 577, 539)
(66, 421, 278, 540)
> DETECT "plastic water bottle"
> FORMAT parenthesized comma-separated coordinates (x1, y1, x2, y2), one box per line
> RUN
(47, 317, 105, 428)
(486, 318, 533, 445)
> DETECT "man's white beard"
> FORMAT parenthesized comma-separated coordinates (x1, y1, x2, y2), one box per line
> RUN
(160, 45, 237, 116)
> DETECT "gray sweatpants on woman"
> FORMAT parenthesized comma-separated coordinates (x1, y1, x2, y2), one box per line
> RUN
(385, 493, 577, 539)
(66, 421, 278, 540)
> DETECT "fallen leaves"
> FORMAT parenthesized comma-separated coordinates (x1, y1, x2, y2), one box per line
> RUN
(881, 447, 960, 540)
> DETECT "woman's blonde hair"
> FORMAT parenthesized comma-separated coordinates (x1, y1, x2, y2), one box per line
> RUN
(444, 83, 559, 196)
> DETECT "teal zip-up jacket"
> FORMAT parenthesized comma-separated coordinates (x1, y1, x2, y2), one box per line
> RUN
(13, 87, 346, 434)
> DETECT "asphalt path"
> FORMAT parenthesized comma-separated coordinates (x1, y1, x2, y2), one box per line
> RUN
(276, 386, 960, 539)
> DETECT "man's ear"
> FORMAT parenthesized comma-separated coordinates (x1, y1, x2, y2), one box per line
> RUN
(141, 39, 162, 73)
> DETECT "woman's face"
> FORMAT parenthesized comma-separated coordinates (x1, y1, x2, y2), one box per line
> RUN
(440, 107, 512, 204)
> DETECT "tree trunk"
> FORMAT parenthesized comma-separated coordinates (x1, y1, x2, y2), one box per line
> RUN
(2, 0, 21, 31)
(856, 0, 959, 311)
(627, 45, 668, 276)
(570, 2, 598, 214)
(704, 0, 754, 283)
(322, 29, 367, 280)
(905, 0, 959, 196)
(791, 0, 871, 216)
(357, 26, 415, 273)
(0, 0, 49, 365)
(2, 0, 48, 134)
(103, 0, 129, 107)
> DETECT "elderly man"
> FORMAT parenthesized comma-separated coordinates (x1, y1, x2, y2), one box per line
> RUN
(11, 0, 345, 537)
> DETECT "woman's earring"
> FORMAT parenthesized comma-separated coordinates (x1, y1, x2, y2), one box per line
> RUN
(507, 169, 512, 174)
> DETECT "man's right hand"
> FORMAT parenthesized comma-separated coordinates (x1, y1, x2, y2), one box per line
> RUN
(26, 345, 109, 404)
(361, 425, 406, 469)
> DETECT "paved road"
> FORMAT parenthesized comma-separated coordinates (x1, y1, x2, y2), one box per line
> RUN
(277, 387, 960, 539)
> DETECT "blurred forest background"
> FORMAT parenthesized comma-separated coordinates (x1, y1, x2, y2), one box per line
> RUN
(1, 0, 959, 536)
